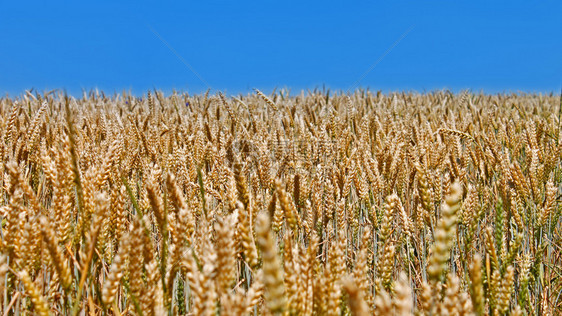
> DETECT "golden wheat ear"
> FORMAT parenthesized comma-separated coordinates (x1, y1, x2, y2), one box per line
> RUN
(256, 211, 286, 314)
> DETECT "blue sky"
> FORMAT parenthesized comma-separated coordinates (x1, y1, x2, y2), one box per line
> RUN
(1, 1, 561, 96)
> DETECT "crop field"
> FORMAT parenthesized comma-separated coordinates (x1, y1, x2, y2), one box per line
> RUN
(0, 90, 560, 315)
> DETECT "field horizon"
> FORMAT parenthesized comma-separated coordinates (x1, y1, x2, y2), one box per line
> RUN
(4, 88, 561, 101)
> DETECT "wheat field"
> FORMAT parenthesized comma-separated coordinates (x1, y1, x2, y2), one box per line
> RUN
(0, 89, 560, 315)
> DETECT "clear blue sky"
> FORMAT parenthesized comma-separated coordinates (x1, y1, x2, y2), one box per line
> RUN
(1, 1, 561, 96)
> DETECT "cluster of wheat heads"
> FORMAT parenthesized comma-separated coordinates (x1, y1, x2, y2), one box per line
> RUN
(0, 89, 560, 315)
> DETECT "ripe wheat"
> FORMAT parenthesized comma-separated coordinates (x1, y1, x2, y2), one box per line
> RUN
(0, 90, 560, 315)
